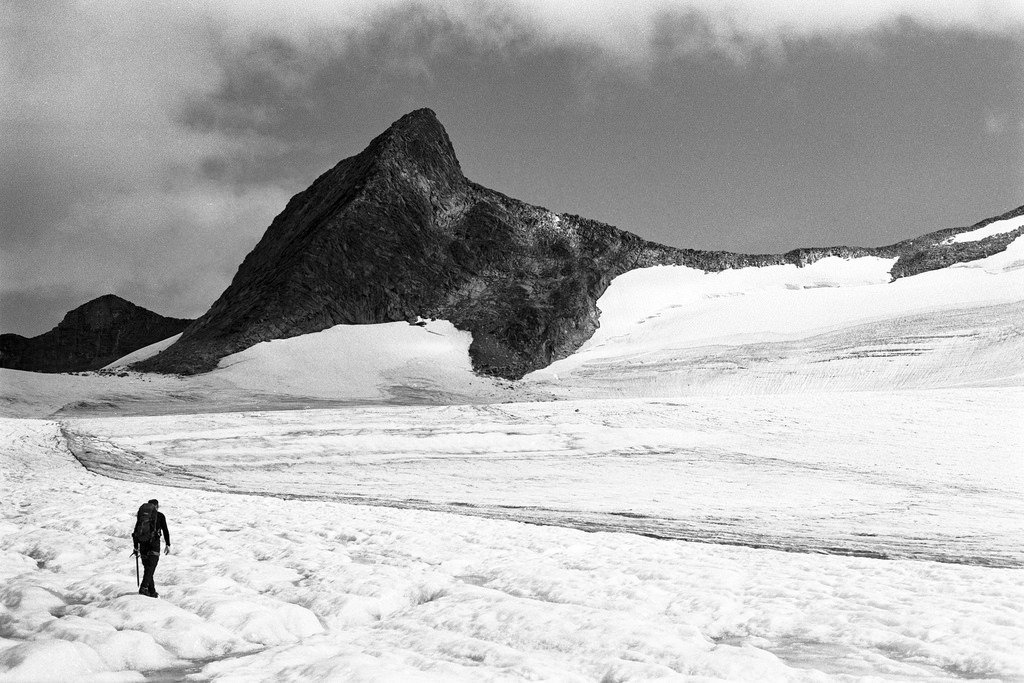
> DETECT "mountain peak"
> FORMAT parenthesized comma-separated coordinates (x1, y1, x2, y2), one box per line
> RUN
(132, 109, 1024, 380)
(392, 107, 442, 127)
(1, 295, 192, 373)
(371, 108, 462, 181)
(384, 108, 445, 139)
(67, 293, 131, 312)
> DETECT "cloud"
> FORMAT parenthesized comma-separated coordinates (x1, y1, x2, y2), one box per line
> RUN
(179, 6, 1024, 244)
(1, 0, 286, 333)
(148, 0, 1024, 53)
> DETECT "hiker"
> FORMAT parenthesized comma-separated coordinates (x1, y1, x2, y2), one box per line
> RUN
(132, 499, 171, 598)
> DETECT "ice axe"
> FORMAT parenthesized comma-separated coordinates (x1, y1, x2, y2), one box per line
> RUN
(131, 547, 139, 588)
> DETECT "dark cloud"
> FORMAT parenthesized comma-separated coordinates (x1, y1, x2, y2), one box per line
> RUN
(180, 6, 1023, 255)
(0, 163, 77, 249)
(0, 288, 86, 338)
(1, 1, 288, 336)
(177, 5, 603, 189)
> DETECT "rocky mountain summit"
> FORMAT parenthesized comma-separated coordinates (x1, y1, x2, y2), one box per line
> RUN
(0, 295, 191, 373)
(134, 109, 1024, 379)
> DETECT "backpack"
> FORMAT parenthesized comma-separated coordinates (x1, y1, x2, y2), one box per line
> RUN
(132, 503, 160, 547)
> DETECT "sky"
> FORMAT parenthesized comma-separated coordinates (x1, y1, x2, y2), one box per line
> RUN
(2, 0, 1023, 336)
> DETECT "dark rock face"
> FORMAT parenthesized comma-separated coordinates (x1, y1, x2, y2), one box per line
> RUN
(0, 295, 192, 373)
(887, 204, 1024, 280)
(134, 108, 1024, 379)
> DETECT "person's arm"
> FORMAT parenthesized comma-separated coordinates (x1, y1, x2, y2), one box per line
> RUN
(161, 513, 171, 550)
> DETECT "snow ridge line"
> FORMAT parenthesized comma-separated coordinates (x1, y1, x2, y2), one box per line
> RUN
(59, 423, 228, 490)
(59, 424, 1020, 569)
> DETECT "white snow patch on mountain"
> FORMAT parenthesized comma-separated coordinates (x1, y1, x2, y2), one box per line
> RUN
(948, 213, 1024, 243)
(102, 334, 181, 369)
(210, 320, 487, 401)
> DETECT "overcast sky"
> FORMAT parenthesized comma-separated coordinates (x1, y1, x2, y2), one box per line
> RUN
(2, 0, 1023, 335)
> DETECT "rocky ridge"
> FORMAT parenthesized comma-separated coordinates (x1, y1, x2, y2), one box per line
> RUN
(133, 109, 1024, 379)
(0, 295, 192, 373)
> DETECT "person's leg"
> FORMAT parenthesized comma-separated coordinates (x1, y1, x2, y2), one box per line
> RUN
(148, 552, 159, 593)
(147, 551, 160, 596)
(140, 547, 160, 596)
(140, 554, 153, 594)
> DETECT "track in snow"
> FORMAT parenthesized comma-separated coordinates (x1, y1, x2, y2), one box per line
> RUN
(61, 388, 1024, 569)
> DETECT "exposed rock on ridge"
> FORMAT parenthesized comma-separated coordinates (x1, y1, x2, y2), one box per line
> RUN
(0, 295, 192, 373)
(887, 204, 1024, 279)
(134, 108, 1024, 379)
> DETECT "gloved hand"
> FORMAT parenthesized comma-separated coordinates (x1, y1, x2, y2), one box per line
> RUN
(164, 544, 171, 555)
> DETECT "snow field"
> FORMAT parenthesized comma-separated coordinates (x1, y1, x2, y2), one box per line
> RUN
(209, 320, 520, 403)
(65, 388, 1024, 566)
(3, 417, 1023, 681)
(525, 298, 1024, 396)
(527, 236, 1024, 396)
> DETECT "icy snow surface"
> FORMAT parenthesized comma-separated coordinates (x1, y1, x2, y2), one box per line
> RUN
(2, 238, 1023, 680)
(3, 411, 1023, 682)
(62, 390, 1023, 567)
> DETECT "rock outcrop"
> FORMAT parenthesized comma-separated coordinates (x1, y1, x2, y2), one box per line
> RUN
(134, 109, 1024, 379)
(0, 295, 192, 373)
(887, 204, 1024, 279)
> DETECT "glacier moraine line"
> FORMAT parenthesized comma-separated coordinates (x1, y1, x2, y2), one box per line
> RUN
(59, 423, 1019, 569)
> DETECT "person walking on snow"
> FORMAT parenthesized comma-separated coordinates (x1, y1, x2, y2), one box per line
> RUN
(132, 499, 170, 598)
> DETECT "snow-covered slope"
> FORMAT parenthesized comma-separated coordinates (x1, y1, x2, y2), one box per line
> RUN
(102, 334, 181, 369)
(209, 320, 519, 403)
(1, 321, 542, 418)
(525, 236, 1024, 396)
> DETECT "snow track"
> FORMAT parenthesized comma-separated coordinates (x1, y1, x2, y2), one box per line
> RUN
(61, 388, 1023, 569)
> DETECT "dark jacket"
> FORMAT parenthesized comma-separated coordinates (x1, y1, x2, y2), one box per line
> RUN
(155, 511, 170, 546)
(137, 511, 171, 552)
